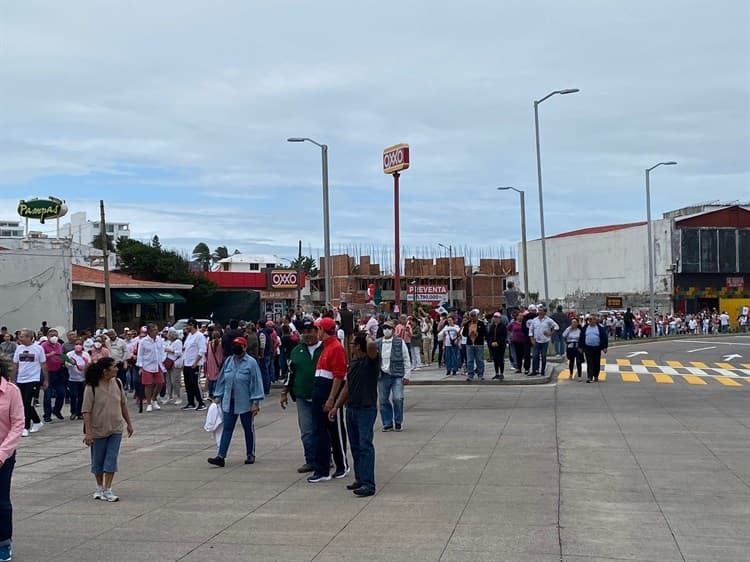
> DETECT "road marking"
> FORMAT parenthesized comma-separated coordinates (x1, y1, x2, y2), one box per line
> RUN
(660, 366, 680, 375)
(653, 374, 674, 384)
(690, 362, 709, 368)
(598, 372, 607, 381)
(715, 376, 743, 387)
(642, 359, 657, 366)
(683, 375, 707, 385)
(626, 351, 648, 358)
(676, 340, 750, 346)
(632, 365, 650, 374)
(666, 360, 684, 367)
(620, 372, 640, 382)
(600, 358, 606, 365)
(616, 359, 631, 366)
(715, 362, 735, 369)
(686, 347, 716, 353)
(713, 368, 740, 377)
(686, 367, 707, 376)
(743, 364, 750, 369)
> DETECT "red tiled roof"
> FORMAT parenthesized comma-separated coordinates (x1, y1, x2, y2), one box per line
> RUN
(72, 264, 193, 290)
(547, 221, 647, 240)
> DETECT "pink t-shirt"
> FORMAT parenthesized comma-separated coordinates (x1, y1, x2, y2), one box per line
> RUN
(41, 341, 64, 372)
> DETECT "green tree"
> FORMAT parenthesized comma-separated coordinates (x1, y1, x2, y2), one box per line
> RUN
(151, 235, 161, 249)
(290, 255, 319, 277)
(91, 233, 114, 252)
(212, 245, 229, 262)
(192, 242, 211, 271)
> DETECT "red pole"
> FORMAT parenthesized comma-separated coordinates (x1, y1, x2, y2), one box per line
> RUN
(393, 171, 401, 314)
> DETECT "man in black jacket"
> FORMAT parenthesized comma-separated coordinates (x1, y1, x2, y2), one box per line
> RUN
(520, 306, 538, 375)
(486, 312, 508, 380)
(580, 314, 608, 383)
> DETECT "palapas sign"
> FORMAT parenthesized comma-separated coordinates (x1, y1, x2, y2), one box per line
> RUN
(17, 197, 68, 224)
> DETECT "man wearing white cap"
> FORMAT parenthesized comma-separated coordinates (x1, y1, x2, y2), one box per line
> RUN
(529, 305, 559, 376)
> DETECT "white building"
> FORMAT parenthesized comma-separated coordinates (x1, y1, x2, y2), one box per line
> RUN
(216, 254, 282, 272)
(58, 211, 130, 270)
(0, 220, 24, 239)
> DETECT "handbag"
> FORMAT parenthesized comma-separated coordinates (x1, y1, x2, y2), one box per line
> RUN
(163, 357, 175, 370)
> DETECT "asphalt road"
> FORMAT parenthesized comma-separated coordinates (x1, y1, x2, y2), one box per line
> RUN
(10, 346, 750, 561)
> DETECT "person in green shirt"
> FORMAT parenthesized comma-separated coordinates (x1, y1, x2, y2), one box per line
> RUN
(280, 320, 323, 473)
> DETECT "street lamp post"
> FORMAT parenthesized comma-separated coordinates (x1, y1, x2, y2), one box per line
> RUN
(534, 88, 580, 302)
(497, 187, 529, 299)
(287, 137, 331, 308)
(438, 243, 453, 309)
(645, 161, 677, 324)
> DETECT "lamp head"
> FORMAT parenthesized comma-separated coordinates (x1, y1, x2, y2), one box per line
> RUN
(287, 137, 306, 142)
(558, 88, 580, 95)
(662, 161, 677, 166)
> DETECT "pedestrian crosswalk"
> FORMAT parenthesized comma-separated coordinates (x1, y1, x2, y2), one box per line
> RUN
(558, 359, 750, 387)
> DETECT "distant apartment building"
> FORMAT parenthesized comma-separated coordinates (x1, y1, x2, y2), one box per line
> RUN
(58, 211, 131, 270)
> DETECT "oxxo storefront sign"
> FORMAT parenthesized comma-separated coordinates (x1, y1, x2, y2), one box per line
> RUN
(268, 269, 299, 290)
(406, 285, 448, 304)
(17, 196, 68, 224)
(382, 143, 410, 174)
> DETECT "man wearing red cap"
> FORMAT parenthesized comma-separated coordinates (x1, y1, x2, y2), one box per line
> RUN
(307, 317, 349, 483)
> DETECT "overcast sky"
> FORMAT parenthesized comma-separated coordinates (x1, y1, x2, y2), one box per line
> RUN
(1, 0, 748, 266)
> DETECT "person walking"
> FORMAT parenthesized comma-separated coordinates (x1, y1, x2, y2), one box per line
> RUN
(0, 360, 24, 561)
(207, 337, 264, 467)
(135, 325, 167, 413)
(204, 329, 224, 400)
(66, 340, 90, 420)
(163, 329, 184, 404)
(520, 306, 538, 375)
(421, 316, 433, 367)
(562, 318, 584, 379)
(280, 320, 322, 474)
(410, 318, 423, 370)
(487, 312, 508, 380)
(529, 306, 559, 376)
(12, 330, 47, 437)
(329, 333, 379, 497)
(462, 309, 487, 381)
(508, 311, 525, 373)
(550, 305, 569, 358)
(580, 315, 608, 383)
(437, 317, 461, 376)
(41, 329, 66, 423)
(82, 357, 133, 502)
(181, 320, 207, 411)
(376, 320, 411, 432)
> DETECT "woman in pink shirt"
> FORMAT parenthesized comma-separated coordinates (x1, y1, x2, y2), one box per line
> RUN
(89, 336, 111, 363)
(0, 360, 25, 561)
(204, 330, 224, 398)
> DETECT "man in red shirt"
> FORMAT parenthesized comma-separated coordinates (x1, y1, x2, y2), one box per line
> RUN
(307, 317, 350, 483)
(41, 329, 67, 422)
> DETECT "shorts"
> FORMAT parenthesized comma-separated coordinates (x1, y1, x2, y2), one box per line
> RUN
(90, 432, 122, 474)
(141, 370, 165, 385)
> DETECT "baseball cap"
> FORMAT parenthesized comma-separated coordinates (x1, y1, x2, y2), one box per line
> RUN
(232, 337, 248, 346)
(315, 317, 337, 332)
(301, 320, 317, 331)
(383, 320, 394, 328)
(493, 312, 502, 317)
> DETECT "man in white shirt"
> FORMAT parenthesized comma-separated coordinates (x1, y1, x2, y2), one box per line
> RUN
(181, 319, 207, 411)
(136, 324, 166, 412)
(107, 329, 128, 386)
(529, 306, 559, 376)
(376, 320, 411, 432)
(13, 329, 48, 436)
(719, 311, 730, 333)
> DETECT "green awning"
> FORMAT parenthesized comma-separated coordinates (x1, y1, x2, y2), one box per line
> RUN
(112, 290, 156, 304)
(149, 291, 187, 304)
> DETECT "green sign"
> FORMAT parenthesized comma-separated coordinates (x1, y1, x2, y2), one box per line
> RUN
(17, 196, 68, 224)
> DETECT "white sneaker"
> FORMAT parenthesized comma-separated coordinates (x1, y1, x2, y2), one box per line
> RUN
(152, 401, 161, 411)
(30, 422, 43, 433)
(93, 490, 104, 500)
(146, 404, 153, 412)
(101, 490, 119, 502)
(22, 429, 29, 437)
(158, 397, 168, 404)
(173, 399, 182, 405)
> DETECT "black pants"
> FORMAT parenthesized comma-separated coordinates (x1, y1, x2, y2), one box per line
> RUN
(183, 366, 204, 407)
(522, 338, 532, 372)
(311, 378, 348, 477)
(490, 343, 506, 375)
(566, 347, 583, 377)
(0, 453, 15, 544)
(511, 342, 524, 370)
(17, 382, 41, 430)
(584, 348, 603, 380)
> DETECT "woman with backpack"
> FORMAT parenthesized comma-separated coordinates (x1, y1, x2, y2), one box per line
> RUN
(82, 357, 133, 502)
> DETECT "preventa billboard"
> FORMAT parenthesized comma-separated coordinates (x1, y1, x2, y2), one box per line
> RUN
(406, 284, 448, 304)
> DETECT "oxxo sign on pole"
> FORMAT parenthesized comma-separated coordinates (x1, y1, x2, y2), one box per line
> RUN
(383, 143, 410, 314)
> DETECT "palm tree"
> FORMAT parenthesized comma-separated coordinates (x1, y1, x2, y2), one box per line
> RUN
(192, 242, 211, 271)
(290, 255, 319, 277)
(213, 246, 230, 262)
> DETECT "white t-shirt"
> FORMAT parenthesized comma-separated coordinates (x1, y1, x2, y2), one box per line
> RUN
(13, 343, 46, 383)
(720, 313, 730, 326)
(529, 317, 559, 343)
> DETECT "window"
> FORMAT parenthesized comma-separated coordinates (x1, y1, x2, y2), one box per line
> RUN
(106, 224, 114, 233)
(680, 229, 700, 273)
(266, 263, 276, 269)
(222, 263, 230, 272)
(699, 229, 718, 273)
(249, 263, 259, 271)
(718, 230, 737, 272)
(739, 230, 750, 272)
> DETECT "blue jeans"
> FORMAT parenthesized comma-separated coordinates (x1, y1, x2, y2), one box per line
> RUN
(466, 345, 485, 378)
(90, 433, 122, 474)
(295, 398, 315, 466)
(0, 454, 14, 545)
(531, 341, 549, 375)
(444, 346, 460, 373)
(68, 381, 84, 417)
(378, 374, 404, 427)
(551, 332, 565, 356)
(218, 411, 255, 460)
(346, 406, 377, 492)
(261, 356, 273, 395)
(624, 325, 635, 339)
(43, 368, 67, 420)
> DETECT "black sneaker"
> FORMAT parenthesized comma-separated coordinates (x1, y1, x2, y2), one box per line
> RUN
(43, 417, 52, 423)
(394, 423, 402, 432)
(586, 379, 592, 383)
(196, 404, 206, 411)
(297, 464, 314, 474)
(181, 404, 196, 410)
(382, 425, 394, 432)
(346, 481, 362, 490)
(244, 456, 255, 465)
(353, 487, 375, 497)
(207, 456, 225, 467)
(53, 412, 64, 420)
(333, 467, 350, 479)
(307, 473, 331, 483)
(492, 375, 502, 380)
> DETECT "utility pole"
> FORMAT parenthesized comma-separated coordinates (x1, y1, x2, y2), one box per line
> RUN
(99, 200, 112, 328)
(297, 239, 302, 311)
